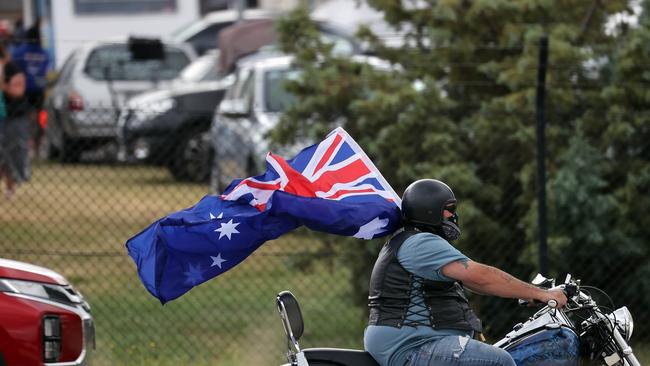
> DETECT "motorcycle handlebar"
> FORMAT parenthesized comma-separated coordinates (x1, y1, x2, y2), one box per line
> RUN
(517, 299, 558, 308)
(518, 283, 570, 308)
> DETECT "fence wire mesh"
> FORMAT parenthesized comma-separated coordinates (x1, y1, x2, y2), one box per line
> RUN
(1, 102, 649, 365)
(0, 101, 649, 365)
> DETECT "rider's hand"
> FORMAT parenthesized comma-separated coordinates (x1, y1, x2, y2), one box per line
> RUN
(539, 289, 568, 309)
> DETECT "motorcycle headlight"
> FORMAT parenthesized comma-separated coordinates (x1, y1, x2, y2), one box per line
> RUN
(609, 306, 634, 341)
(0, 278, 86, 308)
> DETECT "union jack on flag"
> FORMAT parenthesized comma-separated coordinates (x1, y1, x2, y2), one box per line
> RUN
(222, 127, 400, 214)
(127, 127, 401, 303)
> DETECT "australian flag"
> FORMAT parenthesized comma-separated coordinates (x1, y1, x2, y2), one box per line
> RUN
(126, 127, 402, 303)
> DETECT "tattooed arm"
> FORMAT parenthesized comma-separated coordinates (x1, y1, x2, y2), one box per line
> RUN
(441, 260, 567, 308)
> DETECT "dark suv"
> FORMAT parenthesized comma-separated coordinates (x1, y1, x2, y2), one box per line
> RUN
(117, 51, 231, 182)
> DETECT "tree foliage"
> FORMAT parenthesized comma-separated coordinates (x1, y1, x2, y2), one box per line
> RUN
(274, 0, 648, 338)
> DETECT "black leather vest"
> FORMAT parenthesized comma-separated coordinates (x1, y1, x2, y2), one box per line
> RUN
(367, 228, 482, 332)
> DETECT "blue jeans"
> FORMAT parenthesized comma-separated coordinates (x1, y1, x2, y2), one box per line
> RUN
(407, 335, 516, 366)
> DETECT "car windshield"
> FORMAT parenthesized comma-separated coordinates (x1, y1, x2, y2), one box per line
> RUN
(169, 20, 207, 42)
(264, 68, 300, 113)
(84, 44, 191, 81)
(178, 54, 220, 82)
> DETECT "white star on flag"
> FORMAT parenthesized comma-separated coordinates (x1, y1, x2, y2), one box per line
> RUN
(214, 219, 240, 240)
(210, 254, 227, 269)
(353, 217, 389, 240)
(184, 263, 204, 285)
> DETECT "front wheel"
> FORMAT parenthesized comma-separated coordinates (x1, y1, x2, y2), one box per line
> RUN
(210, 151, 254, 194)
(60, 135, 82, 164)
(169, 127, 212, 182)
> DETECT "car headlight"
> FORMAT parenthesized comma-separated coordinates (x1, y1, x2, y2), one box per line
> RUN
(0, 278, 87, 308)
(128, 98, 176, 128)
(609, 306, 634, 341)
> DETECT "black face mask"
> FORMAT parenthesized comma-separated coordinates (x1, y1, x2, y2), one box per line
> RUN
(441, 212, 461, 241)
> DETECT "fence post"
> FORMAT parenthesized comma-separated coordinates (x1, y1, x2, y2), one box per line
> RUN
(536, 35, 549, 276)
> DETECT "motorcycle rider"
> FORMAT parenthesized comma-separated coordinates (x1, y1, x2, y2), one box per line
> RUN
(364, 179, 567, 366)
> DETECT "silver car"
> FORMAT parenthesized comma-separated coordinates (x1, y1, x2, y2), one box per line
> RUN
(209, 55, 299, 193)
(45, 38, 196, 163)
(209, 54, 394, 194)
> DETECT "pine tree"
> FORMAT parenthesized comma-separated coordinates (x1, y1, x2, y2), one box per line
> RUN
(275, 0, 642, 338)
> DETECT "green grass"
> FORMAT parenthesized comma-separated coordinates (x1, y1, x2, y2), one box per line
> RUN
(1, 162, 366, 365)
(1, 162, 648, 365)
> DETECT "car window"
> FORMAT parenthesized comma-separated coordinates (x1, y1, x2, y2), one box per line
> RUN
(263, 68, 300, 113)
(169, 20, 208, 43)
(84, 44, 191, 81)
(188, 22, 234, 51)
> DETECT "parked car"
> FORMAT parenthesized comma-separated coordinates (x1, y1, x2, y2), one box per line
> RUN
(117, 50, 231, 182)
(0, 258, 95, 366)
(168, 8, 361, 59)
(168, 8, 277, 56)
(209, 54, 393, 193)
(208, 55, 298, 193)
(44, 37, 196, 163)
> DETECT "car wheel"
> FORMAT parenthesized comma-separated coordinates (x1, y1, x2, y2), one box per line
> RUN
(60, 135, 82, 164)
(210, 151, 255, 194)
(45, 138, 60, 160)
(169, 127, 212, 182)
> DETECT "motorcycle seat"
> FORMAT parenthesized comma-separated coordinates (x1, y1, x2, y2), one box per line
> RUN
(304, 348, 380, 366)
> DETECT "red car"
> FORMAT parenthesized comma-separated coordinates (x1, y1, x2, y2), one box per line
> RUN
(0, 258, 95, 365)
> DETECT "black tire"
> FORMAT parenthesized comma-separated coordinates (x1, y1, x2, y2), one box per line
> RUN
(169, 127, 212, 182)
(60, 135, 82, 164)
(45, 138, 61, 160)
(210, 151, 255, 194)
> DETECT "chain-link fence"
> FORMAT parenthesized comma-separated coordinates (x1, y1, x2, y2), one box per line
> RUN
(2, 28, 650, 361)
(0, 100, 648, 365)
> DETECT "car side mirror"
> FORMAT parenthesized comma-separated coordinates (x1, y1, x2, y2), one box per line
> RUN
(219, 99, 250, 118)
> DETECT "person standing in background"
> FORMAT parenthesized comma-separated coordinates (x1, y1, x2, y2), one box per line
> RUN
(0, 44, 10, 198)
(1, 53, 31, 200)
(0, 44, 7, 120)
(11, 20, 50, 157)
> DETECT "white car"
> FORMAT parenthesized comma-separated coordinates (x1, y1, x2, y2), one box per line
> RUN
(45, 37, 196, 163)
(209, 54, 392, 193)
(168, 8, 276, 55)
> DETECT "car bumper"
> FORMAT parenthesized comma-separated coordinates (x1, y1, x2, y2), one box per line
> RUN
(4, 293, 95, 366)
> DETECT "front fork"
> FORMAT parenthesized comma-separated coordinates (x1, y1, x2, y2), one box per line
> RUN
(602, 318, 640, 366)
(611, 327, 640, 366)
(284, 351, 310, 366)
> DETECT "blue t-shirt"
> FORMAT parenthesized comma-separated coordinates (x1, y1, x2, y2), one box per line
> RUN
(12, 43, 50, 93)
(364, 232, 470, 366)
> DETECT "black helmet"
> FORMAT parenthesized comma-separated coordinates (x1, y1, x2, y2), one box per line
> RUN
(401, 179, 457, 230)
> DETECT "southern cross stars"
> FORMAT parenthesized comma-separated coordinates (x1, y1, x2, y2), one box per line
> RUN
(184, 263, 204, 285)
(214, 219, 240, 240)
(210, 254, 227, 269)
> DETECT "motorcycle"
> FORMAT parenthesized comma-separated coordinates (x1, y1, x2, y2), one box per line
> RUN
(276, 273, 641, 366)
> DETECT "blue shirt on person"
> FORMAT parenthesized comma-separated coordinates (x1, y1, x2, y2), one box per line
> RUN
(12, 43, 50, 94)
(364, 232, 471, 366)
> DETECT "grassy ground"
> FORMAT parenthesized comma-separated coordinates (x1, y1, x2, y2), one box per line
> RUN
(0, 162, 366, 365)
(1, 162, 648, 365)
